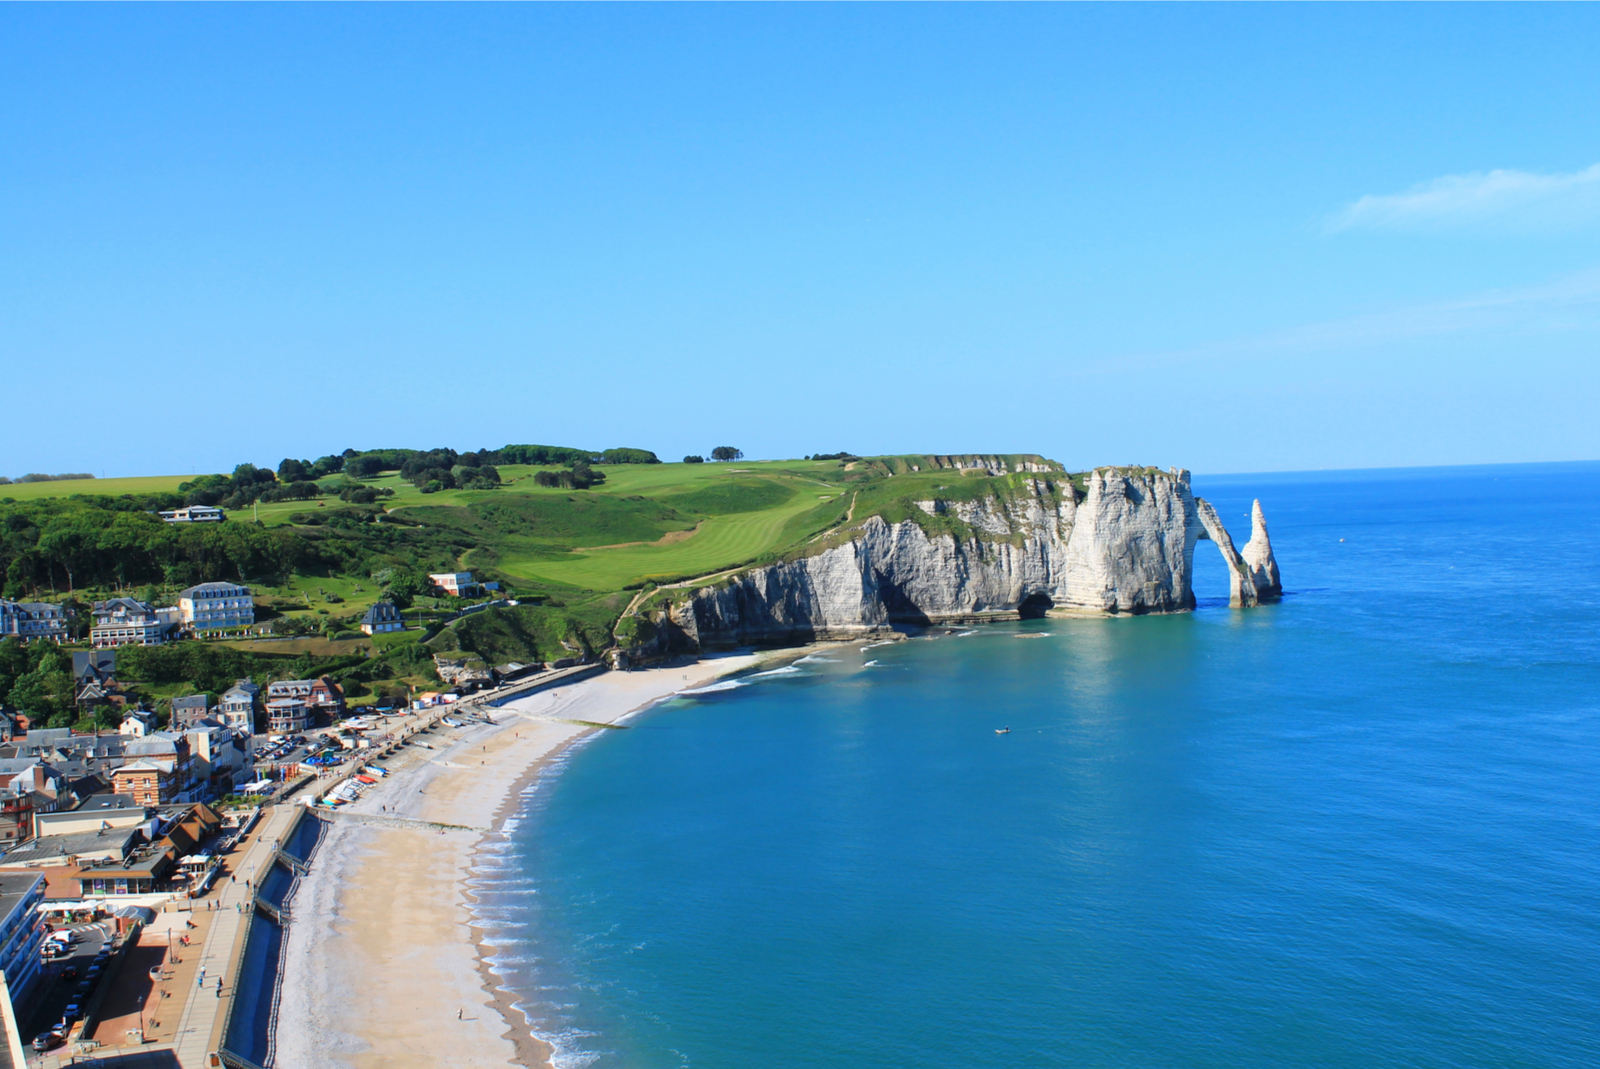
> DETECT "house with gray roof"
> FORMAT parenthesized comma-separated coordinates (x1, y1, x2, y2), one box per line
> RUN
(218, 680, 261, 733)
(361, 599, 404, 635)
(90, 597, 166, 648)
(0, 599, 68, 643)
(170, 693, 211, 731)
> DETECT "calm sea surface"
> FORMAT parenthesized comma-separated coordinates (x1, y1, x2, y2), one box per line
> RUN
(473, 462, 1600, 1069)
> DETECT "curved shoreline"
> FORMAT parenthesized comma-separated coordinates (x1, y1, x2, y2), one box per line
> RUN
(467, 649, 818, 1068)
(274, 651, 782, 1069)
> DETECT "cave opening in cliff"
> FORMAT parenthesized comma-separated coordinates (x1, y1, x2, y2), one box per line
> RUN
(1018, 592, 1054, 618)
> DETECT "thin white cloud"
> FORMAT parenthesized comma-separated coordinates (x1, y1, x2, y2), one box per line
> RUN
(1330, 164, 1600, 232)
(1088, 267, 1600, 375)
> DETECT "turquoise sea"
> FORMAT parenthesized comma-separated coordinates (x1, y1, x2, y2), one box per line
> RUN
(473, 462, 1600, 1069)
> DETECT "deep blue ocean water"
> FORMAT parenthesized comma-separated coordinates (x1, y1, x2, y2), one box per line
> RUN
(473, 462, 1600, 1069)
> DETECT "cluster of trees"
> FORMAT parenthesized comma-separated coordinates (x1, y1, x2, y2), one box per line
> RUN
(395, 450, 502, 493)
(0, 497, 354, 596)
(179, 463, 315, 509)
(338, 483, 395, 505)
(344, 444, 660, 480)
(498, 445, 660, 466)
(682, 448, 744, 463)
(0, 640, 78, 728)
(0, 473, 95, 486)
(805, 452, 860, 461)
(276, 455, 350, 482)
(533, 458, 606, 489)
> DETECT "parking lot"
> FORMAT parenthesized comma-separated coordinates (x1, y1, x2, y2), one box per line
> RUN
(248, 715, 414, 783)
(23, 921, 113, 1049)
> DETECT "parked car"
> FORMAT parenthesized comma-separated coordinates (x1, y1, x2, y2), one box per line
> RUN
(61, 1003, 82, 1024)
(31, 1031, 63, 1052)
(60, 965, 79, 981)
(85, 965, 102, 982)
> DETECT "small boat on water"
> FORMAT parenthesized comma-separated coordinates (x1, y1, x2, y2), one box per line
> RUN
(995, 727, 1010, 734)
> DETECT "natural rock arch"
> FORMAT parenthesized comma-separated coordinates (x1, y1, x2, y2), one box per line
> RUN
(1192, 497, 1280, 608)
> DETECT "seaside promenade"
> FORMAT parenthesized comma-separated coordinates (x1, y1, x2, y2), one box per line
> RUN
(35, 802, 299, 1069)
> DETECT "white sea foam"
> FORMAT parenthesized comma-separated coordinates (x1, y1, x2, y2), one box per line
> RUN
(542, 1030, 605, 1069)
(954, 630, 977, 637)
(796, 654, 840, 663)
(752, 665, 804, 678)
(681, 679, 747, 695)
(860, 640, 895, 650)
(1014, 632, 1053, 638)
(863, 659, 881, 667)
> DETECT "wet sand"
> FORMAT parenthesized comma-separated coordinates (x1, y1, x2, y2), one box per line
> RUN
(274, 654, 766, 1069)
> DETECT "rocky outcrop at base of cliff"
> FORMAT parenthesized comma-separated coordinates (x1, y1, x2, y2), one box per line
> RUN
(638, 465, 1281, 652)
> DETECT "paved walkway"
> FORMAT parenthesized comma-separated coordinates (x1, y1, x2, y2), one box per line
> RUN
(171, 803, 300, 1067)
(42, 804, 301, 1069)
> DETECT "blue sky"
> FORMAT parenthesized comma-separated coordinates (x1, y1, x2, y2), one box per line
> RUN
(4, 4, 1599, 476)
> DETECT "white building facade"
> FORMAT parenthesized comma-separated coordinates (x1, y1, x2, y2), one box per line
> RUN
(0, 599, 69, 643)
(90, 598, 166, 648)
(177, 581, 255, 633)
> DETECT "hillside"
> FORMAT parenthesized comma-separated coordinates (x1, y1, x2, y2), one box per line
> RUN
(0, 450, 1069, 715)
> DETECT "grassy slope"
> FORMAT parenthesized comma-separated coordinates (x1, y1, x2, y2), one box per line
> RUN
(17, 455, 1068, 665)
(0, 474, 189, 500)
(381, 459, 850, 591)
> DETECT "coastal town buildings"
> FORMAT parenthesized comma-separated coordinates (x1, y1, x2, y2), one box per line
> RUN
(0, 874, 47, 1009)
(186, 718, 247, 796)
(170, 693, 211, 730)
(176, 580, 255, 633)
(0, 598, 69, 643)
(360, 599, 404, 634)
(267, 677, 344, 719)
(266, 697, 309, 734)
(112, 759, 176, 806)
(111, 732, 195, 805)
(218, 680, 261, 733)
(73, 650, 117, 683)
(428, 571, 476, 596)
(158, 505, 226, 523)
(0, 763, 72, 844)
(90, 597, 168, 648)
(119, 708, 159, 736)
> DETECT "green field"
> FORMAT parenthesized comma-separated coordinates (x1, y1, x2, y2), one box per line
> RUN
(0, 474, 190, 500)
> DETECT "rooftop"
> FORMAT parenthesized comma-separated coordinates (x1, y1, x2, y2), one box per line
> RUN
(0, 825, 141, 866)
(75, 793, 138, 813)
(178, 581, 251, 597)
(0, 872, 43, 920)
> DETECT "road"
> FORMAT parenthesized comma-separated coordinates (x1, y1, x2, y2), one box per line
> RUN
(22, 922, 113, 1042)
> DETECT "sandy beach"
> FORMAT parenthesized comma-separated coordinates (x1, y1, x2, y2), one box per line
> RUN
(274, 653, 768, 1069)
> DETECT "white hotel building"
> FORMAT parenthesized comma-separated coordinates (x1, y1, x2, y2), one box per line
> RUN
(177, 581, 255, 633)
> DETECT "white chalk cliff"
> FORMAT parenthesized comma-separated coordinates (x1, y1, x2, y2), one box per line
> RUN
(656, 466, 1281, 648)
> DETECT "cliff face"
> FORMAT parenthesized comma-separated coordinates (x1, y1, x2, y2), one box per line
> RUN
(656, 466, 1280, 649)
